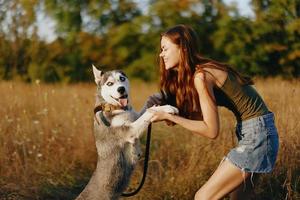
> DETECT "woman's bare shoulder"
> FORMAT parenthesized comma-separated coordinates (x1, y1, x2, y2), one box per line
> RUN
(193, 70, 214, 91)
(194, 68, 215, 85)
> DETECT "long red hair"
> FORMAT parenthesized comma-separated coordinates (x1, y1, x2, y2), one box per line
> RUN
(159, 24, 253, 118)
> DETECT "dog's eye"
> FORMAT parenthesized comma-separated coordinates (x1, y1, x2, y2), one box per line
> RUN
(120, 76, 126, 82)
(106, 82, 113, 86)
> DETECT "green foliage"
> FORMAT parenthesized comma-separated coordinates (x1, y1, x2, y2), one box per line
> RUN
(0, 0, 299, 82)
(249, 0, 300, 77)
(126, 52, 158, 81)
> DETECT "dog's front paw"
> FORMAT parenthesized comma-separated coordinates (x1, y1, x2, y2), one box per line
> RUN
(151, 105, 179, 114)
(164, 105, 179, 114)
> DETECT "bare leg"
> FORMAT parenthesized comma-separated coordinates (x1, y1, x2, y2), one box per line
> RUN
(194, 159, 255, 200)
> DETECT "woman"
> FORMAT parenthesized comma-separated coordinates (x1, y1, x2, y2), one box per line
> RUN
(146, 24, 279, 199)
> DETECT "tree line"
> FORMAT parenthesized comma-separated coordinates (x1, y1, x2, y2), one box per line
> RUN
(0, 0, 299, 83)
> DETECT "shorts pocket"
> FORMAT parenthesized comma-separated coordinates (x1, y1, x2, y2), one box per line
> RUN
(238, 132, 255, 146)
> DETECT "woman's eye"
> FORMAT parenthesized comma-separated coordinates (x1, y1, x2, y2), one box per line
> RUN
(107, 82, 113, 86)
(120, 76, 126, 82)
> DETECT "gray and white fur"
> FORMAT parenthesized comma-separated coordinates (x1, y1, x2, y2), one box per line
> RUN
(75, 65, 178, 200)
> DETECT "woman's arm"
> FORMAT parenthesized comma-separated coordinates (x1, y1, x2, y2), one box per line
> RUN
(149, 71, 220, 139)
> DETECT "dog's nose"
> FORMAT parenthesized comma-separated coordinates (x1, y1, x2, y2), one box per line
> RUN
(117, 86, 125, 94)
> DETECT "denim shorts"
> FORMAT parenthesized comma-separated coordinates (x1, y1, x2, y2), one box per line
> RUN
(226, 112, 279, 173)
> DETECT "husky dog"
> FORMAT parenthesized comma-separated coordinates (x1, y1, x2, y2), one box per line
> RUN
(75, 65, 178, 200)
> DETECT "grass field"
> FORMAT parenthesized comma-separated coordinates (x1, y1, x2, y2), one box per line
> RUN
(0, 78, 299, 200)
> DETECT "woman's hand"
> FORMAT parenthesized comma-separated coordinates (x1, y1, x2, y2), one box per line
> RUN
(147, 108, 170, 122)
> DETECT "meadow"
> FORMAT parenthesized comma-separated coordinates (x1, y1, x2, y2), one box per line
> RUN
(0, 78, 299, 200)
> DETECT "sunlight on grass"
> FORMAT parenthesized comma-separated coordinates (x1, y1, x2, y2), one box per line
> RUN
(0, 78, 299, 199)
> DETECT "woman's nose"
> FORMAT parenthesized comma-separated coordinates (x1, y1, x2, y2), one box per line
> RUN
(159, 52, 164, 58)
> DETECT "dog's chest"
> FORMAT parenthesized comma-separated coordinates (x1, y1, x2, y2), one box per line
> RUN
(110, 111, 136, 126)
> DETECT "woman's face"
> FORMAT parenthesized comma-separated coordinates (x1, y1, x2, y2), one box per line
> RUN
(160, 36, 181, 70)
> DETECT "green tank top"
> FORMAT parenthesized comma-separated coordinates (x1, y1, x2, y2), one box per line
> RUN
(213, 72, 269, 122)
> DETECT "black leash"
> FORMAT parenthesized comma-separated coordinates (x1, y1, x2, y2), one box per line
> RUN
(121, 124, 152, 197)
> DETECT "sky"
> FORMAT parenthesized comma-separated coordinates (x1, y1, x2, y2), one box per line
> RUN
(37, 0, 254, 42)
(224, 0, 254, 17)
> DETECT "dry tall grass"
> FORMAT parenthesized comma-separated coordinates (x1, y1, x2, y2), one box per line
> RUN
(0, 78, 299, 200)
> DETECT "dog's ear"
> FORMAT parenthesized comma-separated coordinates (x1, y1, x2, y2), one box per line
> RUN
(92, 64, 104, 85)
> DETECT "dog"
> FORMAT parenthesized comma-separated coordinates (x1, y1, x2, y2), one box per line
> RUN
(75, 65, 178, 200)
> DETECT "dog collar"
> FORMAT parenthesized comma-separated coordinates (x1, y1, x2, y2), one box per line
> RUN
(99, 111, 111, 127)
(94, 104, 130, 127)
(94, 103, 129, 113)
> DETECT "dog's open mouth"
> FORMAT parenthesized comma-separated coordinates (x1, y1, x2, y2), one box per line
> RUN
(111, 95, 128, 107)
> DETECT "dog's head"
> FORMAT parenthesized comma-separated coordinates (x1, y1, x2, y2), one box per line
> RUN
(93, 65, 130, 107)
